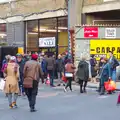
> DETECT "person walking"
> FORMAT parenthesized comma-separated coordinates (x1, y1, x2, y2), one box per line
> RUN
(76, 56, 89, 93)
(16, 53, 25, 96)
(108, 51, 119, 82)
(56, 54, 65, 86)
(41, 55, 47, 83)
(23, 54, 43, 112)
(99, 58, 111, 95)
(4, 56, 19, 109)
(90, 55, 97, 83)
(46, 55, 56, 87)
(64, 59, 75, 92)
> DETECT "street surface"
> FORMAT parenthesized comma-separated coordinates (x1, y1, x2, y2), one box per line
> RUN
(0, 82, 120, 120)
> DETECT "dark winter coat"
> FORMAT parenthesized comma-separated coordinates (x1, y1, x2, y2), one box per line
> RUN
(100, 63, 111, 86)
(109, 56, 119, 71)
(56, 58, 64, 72)
(90, 58, 97, 77)
(76, 60, 89, 81)
(46, 57, 55, 71)
(17, 60, 25, 82)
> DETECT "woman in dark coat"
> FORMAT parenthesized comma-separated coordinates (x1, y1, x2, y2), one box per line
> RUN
(90, 55, 97, 83)
(99, 58, 111, 95)
(76, 57, 89, 93)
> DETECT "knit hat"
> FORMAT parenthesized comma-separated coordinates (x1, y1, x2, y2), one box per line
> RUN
(10, 56, 16, 62)
(31, 54, 38, 60)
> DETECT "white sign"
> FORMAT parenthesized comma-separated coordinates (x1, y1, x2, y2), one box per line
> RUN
(39, 37, 56, 47)
(105, 28, 116, 38)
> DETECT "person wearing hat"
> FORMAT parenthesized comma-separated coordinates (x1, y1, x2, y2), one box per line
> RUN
(4, 56, 19, 109)
(16, 53, 25, 96)
(23, 54, 43, 112)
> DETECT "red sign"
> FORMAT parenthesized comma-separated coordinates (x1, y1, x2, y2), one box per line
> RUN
(84, 27, 98, 38)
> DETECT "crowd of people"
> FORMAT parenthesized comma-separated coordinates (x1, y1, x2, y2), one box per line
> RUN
(0, 50, 120, 112)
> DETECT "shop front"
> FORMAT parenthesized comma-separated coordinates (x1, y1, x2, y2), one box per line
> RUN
(26, 16, 68, 56)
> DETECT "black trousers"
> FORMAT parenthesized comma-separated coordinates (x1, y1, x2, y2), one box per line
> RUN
(25, 81, 38, 109)
(79, 80, 87, 92)
(65, 77, 72, 90)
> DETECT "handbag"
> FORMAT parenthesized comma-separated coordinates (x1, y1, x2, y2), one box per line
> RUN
(65, 72, 73, 77)
(62, 75, 67, 83)
(104, 80, 116, 92)
(0, 79, 5, 91)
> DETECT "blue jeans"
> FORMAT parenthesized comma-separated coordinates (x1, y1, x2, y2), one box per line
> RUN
(19, 81, 25, 93)
(112, 70, 116, 82)
(48, 70, 54, 86)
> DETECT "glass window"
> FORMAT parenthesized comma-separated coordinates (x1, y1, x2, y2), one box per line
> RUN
(27, 20, 39, 52)
(0, 24, 7, 45)
(58, 17, 68, 54)
(39, 18, 57, 54)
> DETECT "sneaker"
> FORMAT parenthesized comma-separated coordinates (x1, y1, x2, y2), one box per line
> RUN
(64, 88, 67, 92)
(9, 104, 13, 109)
(12, 102, 18, 108)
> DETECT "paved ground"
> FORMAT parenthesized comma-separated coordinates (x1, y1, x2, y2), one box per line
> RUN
(0, 83, 120, 120)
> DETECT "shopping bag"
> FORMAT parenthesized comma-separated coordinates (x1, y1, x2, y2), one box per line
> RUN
(0, 79, 5, 91)
(62, 75, 67, 83)
(117, 93, 120, 105)
(104, 80, 116, 91)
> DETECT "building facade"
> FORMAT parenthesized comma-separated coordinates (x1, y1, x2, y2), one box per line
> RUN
(74, 0, 120, 65)
(0, 0, 68, 55)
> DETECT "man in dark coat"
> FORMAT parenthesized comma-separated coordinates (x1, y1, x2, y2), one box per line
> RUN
(16, 53, 25, 96)
(46, 55, 56, 87)
(56, 54, 65, 86)
(76, 57, 89, 93)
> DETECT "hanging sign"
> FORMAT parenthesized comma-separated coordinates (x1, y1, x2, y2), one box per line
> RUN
(105, 28, 116, 38)
(84, 27, 98, 38)
(39, 37, 56, 47)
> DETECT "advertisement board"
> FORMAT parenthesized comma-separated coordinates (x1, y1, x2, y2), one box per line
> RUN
(90, 40, 120, 60)
(84, 27, 98, 38)
(39, 37, 56, 48)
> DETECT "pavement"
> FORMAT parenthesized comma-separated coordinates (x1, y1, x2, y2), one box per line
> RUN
(0, 82, 120, 120)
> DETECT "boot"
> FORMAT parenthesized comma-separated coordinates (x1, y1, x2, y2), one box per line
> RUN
(99, 86, 105, 95)
(80, 86, 83, 93)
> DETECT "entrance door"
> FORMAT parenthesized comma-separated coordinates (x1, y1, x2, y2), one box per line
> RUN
(39, 48, 56, 56)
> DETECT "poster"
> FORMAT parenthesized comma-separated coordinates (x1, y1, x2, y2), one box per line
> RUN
(105, 28, 116, 38)
(90, 40, 120, 60)
(39, 37, 56, 47)
(84, 27, 98, 38)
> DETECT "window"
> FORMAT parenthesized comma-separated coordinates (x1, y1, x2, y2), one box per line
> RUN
(58, 17, 68, 54)
(27, 20, 38, 52)
(0, 24, 7, 45)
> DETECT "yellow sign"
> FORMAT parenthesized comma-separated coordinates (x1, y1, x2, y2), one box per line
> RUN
(18, 47, 24, 54)
(90, 40, 120, 60)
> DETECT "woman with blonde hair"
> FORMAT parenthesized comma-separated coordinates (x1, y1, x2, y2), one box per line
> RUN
(76, 55, 89, 93)
(4, 56, 19, 109)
